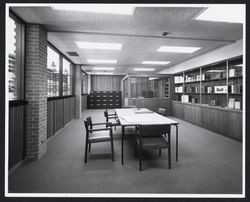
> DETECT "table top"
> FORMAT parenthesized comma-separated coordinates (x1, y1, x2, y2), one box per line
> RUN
(115, 108, 179, 126)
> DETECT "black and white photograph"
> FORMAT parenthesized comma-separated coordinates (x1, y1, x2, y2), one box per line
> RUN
(2, 2, 247, 199)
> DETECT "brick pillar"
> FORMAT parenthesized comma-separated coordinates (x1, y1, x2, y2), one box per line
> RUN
(25, 24, 47, 160)
(75, 64, 81, 119)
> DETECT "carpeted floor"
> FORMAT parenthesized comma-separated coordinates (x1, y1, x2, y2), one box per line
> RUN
(8, 109, 243, 195)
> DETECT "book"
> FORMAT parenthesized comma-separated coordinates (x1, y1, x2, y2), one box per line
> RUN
(229, 69, 235, 77)
(228, 98, 235, 109)
(234, 101, 241, 110)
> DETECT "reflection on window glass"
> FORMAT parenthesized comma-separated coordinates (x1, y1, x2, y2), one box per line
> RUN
(62, 58, 72, 96)
(47, 46, 60, 97)
(131, 77, 170, 99)
(8, 17, 22, 100)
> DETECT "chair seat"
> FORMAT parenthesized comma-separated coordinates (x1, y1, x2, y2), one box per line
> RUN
(111, 119, 120, 126)
(136, 136, 169, 150)
(89, 131, 111, 143)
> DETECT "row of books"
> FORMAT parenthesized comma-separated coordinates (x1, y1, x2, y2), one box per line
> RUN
(228, 84, 243, 94)
(229, 68, 242, 77)
(228, 98, 241, 110)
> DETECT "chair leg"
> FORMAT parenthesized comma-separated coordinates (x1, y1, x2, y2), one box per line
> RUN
(89, 143, 91, 153)
(168, 134, 171, 169)
(134, 141, 137, 157)
(139, 145, 142, 171)
(110, 134, 114, 162)
(159, 149, 162, 156)
(84, 141, 88, 163)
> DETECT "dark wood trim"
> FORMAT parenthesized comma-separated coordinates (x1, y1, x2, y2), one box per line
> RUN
(9, 11, 25, 24)
(47, 95, 75, 101)
(81, 69, 88, 75)
(9, 100, 28, 107)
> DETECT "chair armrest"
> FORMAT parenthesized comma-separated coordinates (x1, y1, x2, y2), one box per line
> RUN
(92, 122, 108, 126)
(92, 122, 113, 127)
(108, 113, 117, 117)
(89, 128, 111, 132)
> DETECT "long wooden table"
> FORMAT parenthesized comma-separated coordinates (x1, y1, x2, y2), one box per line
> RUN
(115, 108, 179, 165)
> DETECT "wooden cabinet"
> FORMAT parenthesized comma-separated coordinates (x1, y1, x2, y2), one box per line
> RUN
(172, 101, 242, 141)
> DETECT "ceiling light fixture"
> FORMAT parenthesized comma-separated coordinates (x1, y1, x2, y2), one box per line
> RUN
(206, 70, 225, 73)
(142, 61, 170, 65)
(76, 42, 122, 50)
(133, 68, 155, 71)
(157, 46, 201, 53)
(87, 59, 117, 64)
(51, 5, 135, 15)
(94, 72, 114, 75)
(234, 64, 243, 67)
(195, 5, 244, 24)
(93, 67, 115, 71)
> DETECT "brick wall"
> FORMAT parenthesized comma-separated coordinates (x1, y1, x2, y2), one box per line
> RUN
(25, 24, 48, 160)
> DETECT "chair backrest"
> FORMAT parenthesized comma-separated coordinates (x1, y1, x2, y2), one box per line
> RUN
(104, 109, 108, 118)
(139, 124, 171, 137)
(158, 108, 166, 116)
(84, 117, 93, 131)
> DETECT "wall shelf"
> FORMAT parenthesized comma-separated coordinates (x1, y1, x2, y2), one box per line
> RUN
(174, 56, 243, 110)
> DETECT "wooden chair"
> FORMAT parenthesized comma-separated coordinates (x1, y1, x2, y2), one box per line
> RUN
(158, 108, 166, 116)
(135, 124, 171, 171)
(83, 117, 114, 163)
(104, 109, 120, 129)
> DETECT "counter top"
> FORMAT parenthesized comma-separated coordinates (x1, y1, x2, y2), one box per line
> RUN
(172, 101, 242, 113)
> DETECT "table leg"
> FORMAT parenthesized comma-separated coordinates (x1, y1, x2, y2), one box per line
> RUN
(121, 126, 124, 165)
(175, 124, 178, 161)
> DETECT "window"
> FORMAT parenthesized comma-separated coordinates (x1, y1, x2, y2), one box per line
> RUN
(62, 58, 73, 96)
(130, 76, 170, 99)
(47, 46, 60, 97)
(8, 15, 24, 100)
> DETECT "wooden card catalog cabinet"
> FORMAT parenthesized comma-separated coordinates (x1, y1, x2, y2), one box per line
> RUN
(165, 78, 170, 99)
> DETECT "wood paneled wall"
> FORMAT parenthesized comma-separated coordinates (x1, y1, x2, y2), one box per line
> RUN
(81, 95, 87, 111)
(9, 105, 25, 169)
(130, 98, 172, 115)
(47, 96, 75, 139)
(91, 75, 123, 91)
(172, 101, 242, 141)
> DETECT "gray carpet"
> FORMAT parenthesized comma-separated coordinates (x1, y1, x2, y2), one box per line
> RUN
(8, 109, 242, 194)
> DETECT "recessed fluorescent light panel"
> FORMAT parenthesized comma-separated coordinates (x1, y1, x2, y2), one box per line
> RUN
(149, 77, 158, 80)
(206, 70, 225, 73)
(142, 61, 171, 65)
(134, 68, 155, 71)
(195, 5, 244, 23)
(76, 42, 122, 50)
(87, 59, 117, 64)
(94, 72, 114, 75)
(93, 67, 115, 71)
(52, 5, 135, 15)
(157, 46, 201, 53)
(235, 64, 243, 67)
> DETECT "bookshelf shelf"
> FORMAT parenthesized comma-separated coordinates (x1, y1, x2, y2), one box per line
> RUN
(202, 78, 227, 82)
(174, 56, 243, 110)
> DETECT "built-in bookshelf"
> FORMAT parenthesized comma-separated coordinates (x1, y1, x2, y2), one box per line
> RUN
(174, 56, 243, 110)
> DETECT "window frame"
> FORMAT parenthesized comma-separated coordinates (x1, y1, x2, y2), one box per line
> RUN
(62, 56, 74, 96)
(8, 12, 25, 101)
(47, 42, 75, 98)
